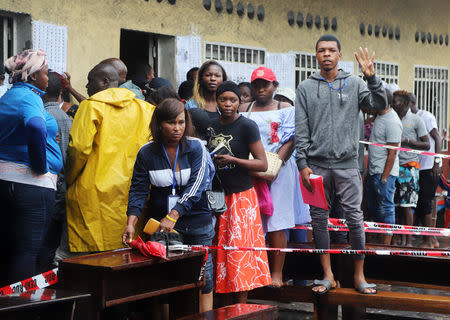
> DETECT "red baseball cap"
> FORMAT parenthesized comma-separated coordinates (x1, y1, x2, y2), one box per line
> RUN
(251, 67, 277, 83)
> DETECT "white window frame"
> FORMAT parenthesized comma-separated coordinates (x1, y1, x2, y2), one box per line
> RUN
(293, 52, 319, 89)
(414, 65, 449, 150)
(358, 60, 399, 84)
(204, 41, 266, 65)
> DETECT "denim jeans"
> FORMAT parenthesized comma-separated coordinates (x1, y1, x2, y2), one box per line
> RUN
(0, 180, 55, 287)
(365, 174, 396, 224)
(175, 221, 214, 294)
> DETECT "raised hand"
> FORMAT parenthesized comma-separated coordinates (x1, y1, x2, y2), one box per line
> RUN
(354, 47, 375, 78)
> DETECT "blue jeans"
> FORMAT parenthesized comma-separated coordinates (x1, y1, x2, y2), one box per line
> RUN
(175, 222, 214, 294)
(0, 180, 55, 287)
(365, 174, 396, 224)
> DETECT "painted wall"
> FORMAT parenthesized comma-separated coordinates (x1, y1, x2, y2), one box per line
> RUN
(0, 0, 449, 93)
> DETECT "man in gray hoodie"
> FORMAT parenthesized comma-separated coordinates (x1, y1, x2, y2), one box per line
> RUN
(295, 34, 387, 295)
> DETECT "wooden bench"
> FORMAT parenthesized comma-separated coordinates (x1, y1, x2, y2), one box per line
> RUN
(318, 287, 450, 314)
(249, 242, 450, 319)
(177, 303, 278, 320)
(0, 288, 91, 320)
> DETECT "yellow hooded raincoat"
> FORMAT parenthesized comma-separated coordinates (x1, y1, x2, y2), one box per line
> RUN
(66, 88, 154, 252)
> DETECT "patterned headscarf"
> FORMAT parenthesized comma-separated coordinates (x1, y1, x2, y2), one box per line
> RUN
(4, 49, 48, 84)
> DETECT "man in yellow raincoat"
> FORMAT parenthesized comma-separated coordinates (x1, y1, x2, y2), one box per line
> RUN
(66, 63, 155, 252)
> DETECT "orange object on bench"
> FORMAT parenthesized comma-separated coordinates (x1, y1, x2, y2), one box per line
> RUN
(177, 303, 278, 320)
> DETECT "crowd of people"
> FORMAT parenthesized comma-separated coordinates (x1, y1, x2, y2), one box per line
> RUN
(0, 33, 446, 315)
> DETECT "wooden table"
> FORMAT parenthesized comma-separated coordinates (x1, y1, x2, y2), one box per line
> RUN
(0, 288, 91, 320)
(59, 248, 206, 320)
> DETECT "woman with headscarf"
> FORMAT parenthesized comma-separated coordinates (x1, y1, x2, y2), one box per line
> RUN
(0, 49, 63, 286)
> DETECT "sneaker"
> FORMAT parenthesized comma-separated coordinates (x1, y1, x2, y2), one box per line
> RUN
(150, 231, 168, 246)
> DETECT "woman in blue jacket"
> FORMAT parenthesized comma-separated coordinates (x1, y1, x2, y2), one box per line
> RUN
(0, 49, 62, 287)
(122, 98, 214, 312)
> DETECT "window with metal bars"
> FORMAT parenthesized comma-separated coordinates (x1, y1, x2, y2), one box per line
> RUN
(414, 66, 449, 150)
(204, 42, 265, 65)
(294, 52, 319, 89)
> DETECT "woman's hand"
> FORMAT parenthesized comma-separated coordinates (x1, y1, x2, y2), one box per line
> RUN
(159, 210, 180, 233)
(122, 225, 135, 245)
(214, 154, 235, 167)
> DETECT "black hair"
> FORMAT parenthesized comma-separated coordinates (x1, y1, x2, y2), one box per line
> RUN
(186, 67, 199, 81)
(148, 85, 180, 106)
(129, 62, 153, 89)
(150, 98, 193, 144)
(238, 82, 255, 101)
(316, 34, 341, 52)
(393, 90, 410, 106)
(178, 80, 194, 101)
(61, 87, 71, 102)
(194, 60, 228, 107)
(45, 71, 62, 98)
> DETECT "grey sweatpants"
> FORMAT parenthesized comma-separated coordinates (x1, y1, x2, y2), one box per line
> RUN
(309, 165, 365, 260)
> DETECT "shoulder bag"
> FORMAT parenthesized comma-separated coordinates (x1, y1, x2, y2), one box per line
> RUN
(247, 102, 283, 181)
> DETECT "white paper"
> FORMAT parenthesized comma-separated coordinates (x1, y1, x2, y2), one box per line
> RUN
(266, 52, 296, 90)
(338, 61, 354, 75)
(176, 35, 202, 87)
(219, 61, 256, 84)
(32, 21, 67, 73)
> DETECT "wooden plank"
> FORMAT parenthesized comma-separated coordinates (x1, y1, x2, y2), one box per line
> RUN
(105, 282, 199, 307)
(323, 288, 450, 314)
(249, 285, 315, 303)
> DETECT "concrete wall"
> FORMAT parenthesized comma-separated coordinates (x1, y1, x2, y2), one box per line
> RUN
(0, 0, 448, 93)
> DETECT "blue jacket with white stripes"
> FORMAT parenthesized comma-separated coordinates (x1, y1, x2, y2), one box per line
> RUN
(127, 137, 212, 230)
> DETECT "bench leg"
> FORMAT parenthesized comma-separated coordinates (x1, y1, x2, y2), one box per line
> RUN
(314, 299, 338, 320)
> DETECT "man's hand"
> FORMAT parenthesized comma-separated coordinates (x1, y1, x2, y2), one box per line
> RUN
(122, 225, 135, 245)
(432, 162, 442, 177)
(301, 167, 314, 193)
(354, 47, 375, 78)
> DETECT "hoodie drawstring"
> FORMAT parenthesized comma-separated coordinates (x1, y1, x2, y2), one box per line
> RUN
(339, 79, 342, 106)
(317, 80, 320, 98)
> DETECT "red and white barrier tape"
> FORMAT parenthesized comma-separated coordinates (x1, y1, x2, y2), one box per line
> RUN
(293, 218, 450, 237)
(359, 140, 450, 159)
(0, 268, 58, 296)
(177, 245, 450, 258)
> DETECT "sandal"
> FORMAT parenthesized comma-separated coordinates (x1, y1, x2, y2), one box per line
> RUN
(356, 282, 377, 294)
(312, 279, 336, 295)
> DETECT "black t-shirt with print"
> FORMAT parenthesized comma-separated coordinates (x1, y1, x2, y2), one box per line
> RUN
(207, 115, 261, 195)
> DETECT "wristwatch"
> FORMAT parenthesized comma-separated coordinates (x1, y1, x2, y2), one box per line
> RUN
(435, 157, 442, 164)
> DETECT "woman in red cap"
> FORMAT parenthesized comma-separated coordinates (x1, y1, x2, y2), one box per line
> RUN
(239, 67, 310, 287)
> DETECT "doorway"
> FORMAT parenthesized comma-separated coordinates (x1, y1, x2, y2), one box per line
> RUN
(120, 29, 176, 86)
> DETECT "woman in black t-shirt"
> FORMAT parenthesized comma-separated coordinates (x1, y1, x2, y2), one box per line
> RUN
(207, 81, 271, 305)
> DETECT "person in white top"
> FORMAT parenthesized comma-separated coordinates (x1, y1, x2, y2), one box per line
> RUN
(409, 92, 442, 248)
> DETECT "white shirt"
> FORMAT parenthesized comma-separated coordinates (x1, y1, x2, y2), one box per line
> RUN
(417, 109, 438, 170)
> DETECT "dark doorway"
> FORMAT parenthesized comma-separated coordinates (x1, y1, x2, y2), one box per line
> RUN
(120, 29, 176, 86)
